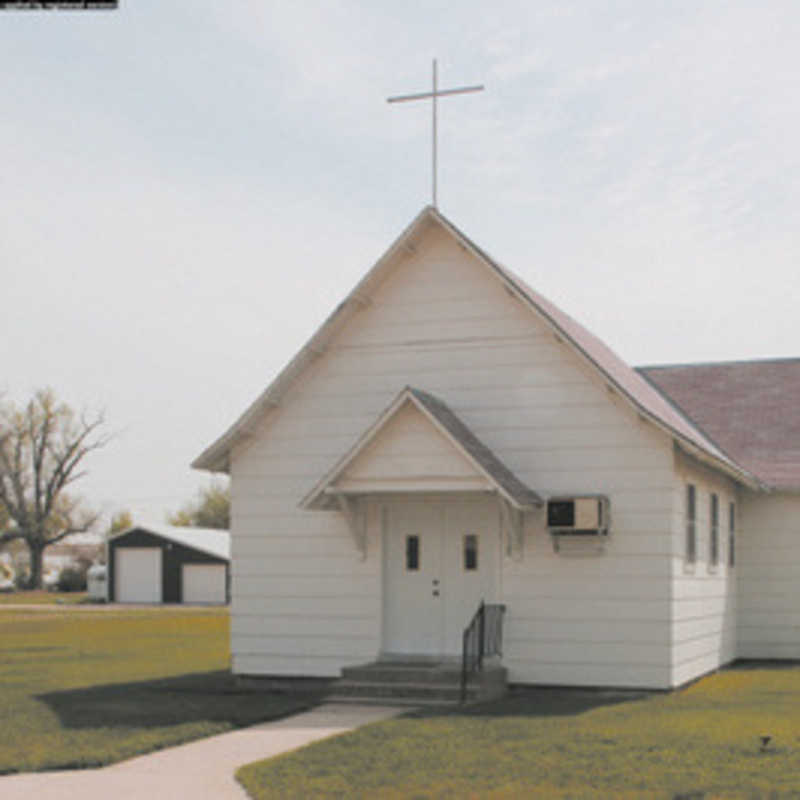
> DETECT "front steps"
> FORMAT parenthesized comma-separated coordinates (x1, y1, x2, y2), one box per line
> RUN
(327, 660, 508, 706)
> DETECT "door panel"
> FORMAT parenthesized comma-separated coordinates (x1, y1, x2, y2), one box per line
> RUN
(442, 500, 497, 654)
(116, 547, 161, 603)
(383, 503, 444, 656)
(182, 564, 227, 604)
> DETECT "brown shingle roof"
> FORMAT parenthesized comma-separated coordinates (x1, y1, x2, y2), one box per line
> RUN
(431, 211, 756, 484)
(638, 359, 800, 490)
(408, 388, 544, 510)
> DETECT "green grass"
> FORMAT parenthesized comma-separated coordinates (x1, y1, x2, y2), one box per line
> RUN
(0, 590, 90, 604)
(238, 667, 800, 799)
(0, 607, 322, 774)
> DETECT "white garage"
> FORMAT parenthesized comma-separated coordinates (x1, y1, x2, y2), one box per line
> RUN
(182, 563, 227, 604)
(115, 547, 162, 603)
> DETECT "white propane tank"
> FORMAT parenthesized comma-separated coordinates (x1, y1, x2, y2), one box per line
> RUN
(87, 563, 107, 601)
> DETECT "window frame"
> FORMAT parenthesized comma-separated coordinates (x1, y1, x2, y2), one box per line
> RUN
(463, 534, 478, 571)
(405, 534, 420, 572)
(709, 493, 719, 567)
(685, 484, 697, 564)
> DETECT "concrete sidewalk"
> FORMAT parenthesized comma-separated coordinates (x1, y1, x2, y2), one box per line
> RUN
(0, 703, 404, 800)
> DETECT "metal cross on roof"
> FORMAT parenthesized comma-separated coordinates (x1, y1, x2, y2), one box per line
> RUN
(387, 59, 484, 208)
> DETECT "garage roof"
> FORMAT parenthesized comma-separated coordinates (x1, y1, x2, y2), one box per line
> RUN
(109, 525, 230, 562)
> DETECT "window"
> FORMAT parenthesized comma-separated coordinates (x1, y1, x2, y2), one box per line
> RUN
(710, 493, 719, 566)
(686, 484, 696, 563)
(728, 503, 736, 567)
(406, 535, 419, 571)
(464, 534, 478, 571)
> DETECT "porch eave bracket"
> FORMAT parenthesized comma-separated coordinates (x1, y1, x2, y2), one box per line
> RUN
(334, 493, 367, 560)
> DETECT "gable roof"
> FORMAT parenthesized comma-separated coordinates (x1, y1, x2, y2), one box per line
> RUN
(301, 387, 544, 511)
(109, 524, 230, 562)
(639, 358, 800, 490)
(193, 206, 760, 489)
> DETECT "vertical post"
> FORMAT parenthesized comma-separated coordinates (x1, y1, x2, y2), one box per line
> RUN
(387, 61, 483, 208)
(461, 628, 468, 703)
(432, 58, 438, 208)
(478, 600, 486, 670)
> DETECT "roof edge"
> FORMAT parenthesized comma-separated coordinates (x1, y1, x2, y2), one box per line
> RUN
(192, 206, 439, 472)
(193, 205, 761, 489)
(301, 386, 543, 512)
(107, 524, 230, 562)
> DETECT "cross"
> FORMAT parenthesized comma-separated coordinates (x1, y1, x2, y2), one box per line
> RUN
(388, 59, 484, 208)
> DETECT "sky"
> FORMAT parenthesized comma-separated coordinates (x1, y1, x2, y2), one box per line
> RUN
(2, 1, 799, 526)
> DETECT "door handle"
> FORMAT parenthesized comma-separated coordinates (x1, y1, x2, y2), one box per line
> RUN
(432, 579, 440, 586)
(432, 589, 440, 597)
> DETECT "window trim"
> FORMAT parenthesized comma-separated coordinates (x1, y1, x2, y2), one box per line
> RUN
(463, 534, 478, 571)
(405, 535, 420, 571)
(709, 493, 719, 567)
(685, 484, 697, 564)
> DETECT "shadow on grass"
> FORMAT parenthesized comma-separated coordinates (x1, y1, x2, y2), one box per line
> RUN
(37, 670, 325, 731)
(729, 658, 800, 671)
(410, 685, 653, 720)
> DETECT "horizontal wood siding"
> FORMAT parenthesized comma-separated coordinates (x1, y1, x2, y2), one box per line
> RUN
(738, 492, 800, 659)
(229, 225, 674, 685)
(670, 451, 739, 687)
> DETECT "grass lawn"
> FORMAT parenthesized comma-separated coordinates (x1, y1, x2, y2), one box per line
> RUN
(238, 666, 800, 799)
(0, 590, 90, 605)
(0, 607, 322, 774)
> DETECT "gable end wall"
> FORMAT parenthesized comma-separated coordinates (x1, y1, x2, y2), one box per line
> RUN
(229, 225, 676, 687)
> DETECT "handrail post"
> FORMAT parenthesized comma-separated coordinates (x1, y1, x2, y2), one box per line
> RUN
(478, 600, 486, 670)
(460, 628, 468, 703)
(461, 600, 505, 704)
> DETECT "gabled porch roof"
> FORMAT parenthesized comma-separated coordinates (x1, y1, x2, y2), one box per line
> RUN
(300, 387, 544, 512)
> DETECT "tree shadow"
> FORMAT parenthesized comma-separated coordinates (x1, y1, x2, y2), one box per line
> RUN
(37, 670, 324, 730)
(410, 685, 653, 720)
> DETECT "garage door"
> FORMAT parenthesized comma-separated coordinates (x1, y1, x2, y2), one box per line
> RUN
(182, 564, 227, 604)
(116, 548, 162, 603)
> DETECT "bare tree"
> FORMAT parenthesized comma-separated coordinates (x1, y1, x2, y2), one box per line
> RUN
(0, 389, 110, 589)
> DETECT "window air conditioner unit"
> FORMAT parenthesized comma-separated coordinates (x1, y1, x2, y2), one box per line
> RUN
(546, 496, 610, 535)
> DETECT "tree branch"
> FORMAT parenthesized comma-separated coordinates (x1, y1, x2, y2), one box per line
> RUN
(0, 528, 24, 545)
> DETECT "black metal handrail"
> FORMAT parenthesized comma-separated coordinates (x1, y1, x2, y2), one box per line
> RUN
(460, 600, 506, 702)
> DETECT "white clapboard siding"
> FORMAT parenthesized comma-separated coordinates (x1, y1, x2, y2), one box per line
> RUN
(502, 659, 670, 689)
(670, 451, 739, 686)
(228, 222, 678, 686)
(738, 492, 800, 659)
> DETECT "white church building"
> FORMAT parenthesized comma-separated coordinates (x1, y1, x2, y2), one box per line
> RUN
(194, 206, 800, 691)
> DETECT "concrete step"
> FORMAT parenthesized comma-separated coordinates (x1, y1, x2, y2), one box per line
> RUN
(331, 661, 508, 706)
(334, 680, 472, 702)
(341, 662, 507, 687)
(326, 694, 459, 707)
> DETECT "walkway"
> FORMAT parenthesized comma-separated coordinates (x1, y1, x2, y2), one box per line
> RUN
(0, 703, 404, 800)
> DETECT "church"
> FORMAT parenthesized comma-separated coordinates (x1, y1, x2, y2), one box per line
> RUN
(193, 205, 800, 691)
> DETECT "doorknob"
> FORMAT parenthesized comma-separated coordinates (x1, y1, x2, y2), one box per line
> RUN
(432, 589, 440, 597)
(432, 579, 440, 586)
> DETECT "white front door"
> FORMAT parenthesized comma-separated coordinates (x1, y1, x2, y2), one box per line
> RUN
(382, 497, 498, 658)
